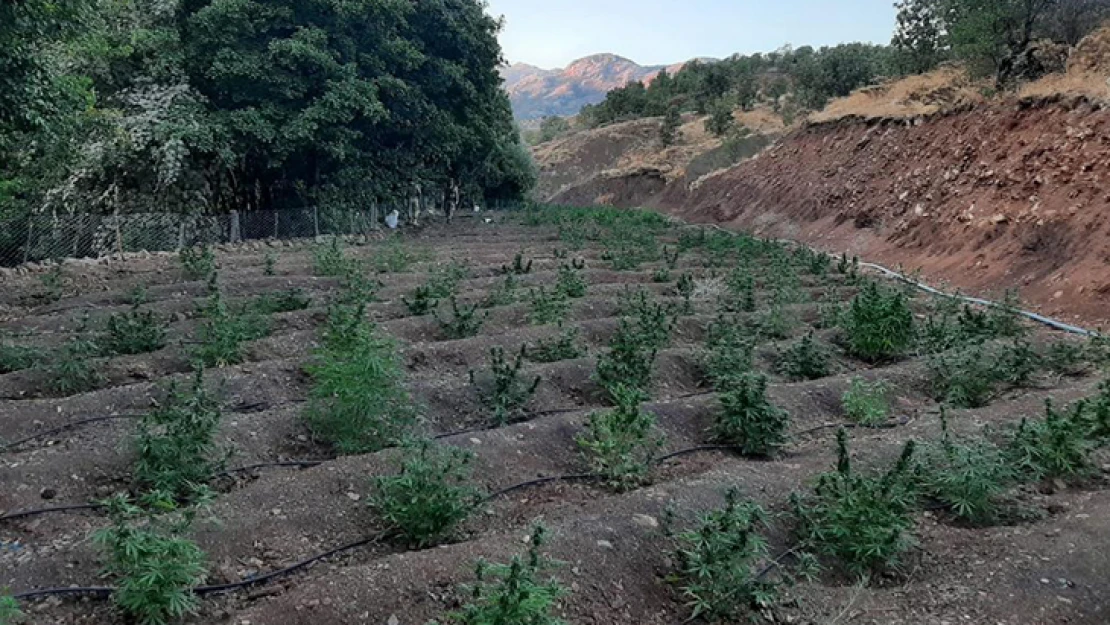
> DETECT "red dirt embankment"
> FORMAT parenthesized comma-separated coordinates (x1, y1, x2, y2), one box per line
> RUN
(667, 96, 1110, 326)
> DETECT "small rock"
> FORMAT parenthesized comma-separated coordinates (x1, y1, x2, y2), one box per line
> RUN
(596, 539, 613, 550)
(346, 492, 361, 502)
(388, 616, 400, 625)
(631, 514, 658, 529)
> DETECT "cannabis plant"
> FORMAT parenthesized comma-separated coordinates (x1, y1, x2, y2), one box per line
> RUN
(714, 373, 789, 457)
(577, 385, 664, 490)
(841, 377, 890, 426)
(470, 346, 541, 424)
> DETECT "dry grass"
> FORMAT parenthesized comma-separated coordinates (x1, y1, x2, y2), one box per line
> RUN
(810, 66, 986, 123)
(1019, 71, 1110, 102)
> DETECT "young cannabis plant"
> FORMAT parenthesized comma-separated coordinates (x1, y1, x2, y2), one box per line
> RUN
(674, 489, 776, 621)
(402, 284, 439, 316)
(1006, 399, 1095, 483)
(190, 276, 270, 369)
(526, 325, 586, 363)
(481, 274, 520, 308)
(713, 373, 789, 457)
(304, 311, 416, 455)
(843, 282, 914, 362)
(179, 245, 215, 281)
(39, 331, 105, 396)
(577, 385, 664, 491)
(702, 315, 754, 390)
(101, 307, 168, 356)
(841, 377, 890, 426)
(0, 340, 44, 374)
(0, 592, 22, 625)
(470, 346, 541, 424)
(595, 318, 658, 401)
(134, 370, 223, 501)
(250, 288, 312, 315)
(529, 286, 571, 325)
(314, 237, 357, 277)
(435, 297, 488, 339)
(444, 525, 567, 625)
(93, 493, 207, 625)
(792, 430, 917, 577)
(776, 332, 831, 381)
(676, 273, 695, 315)
(502, 251, 534, 275)
(371, 439, 484, 547)
(555, 262, 587, 298)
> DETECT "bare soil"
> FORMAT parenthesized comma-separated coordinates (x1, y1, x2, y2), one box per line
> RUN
(2, 211, 1108, 625)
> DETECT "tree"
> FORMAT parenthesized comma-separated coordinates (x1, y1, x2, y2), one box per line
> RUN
(940, 0, 1059, 81)
(1041, 0, 1110, 45)
(705, 100, 734, 138)
(659, 106, 681, 147)
(538, 116, 571, 143)
(891, 0, 950, 75)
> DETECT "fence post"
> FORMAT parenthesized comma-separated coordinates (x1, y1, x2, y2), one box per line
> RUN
(177, 218, 186, 250)
(22, 213, 33, 264)
(229, 210, 241, 243)
(313, 206, 320, 238)
(273, 211, 279, 239)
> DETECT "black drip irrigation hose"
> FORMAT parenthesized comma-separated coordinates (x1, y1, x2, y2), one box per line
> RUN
(0, 503, 104, 522)
(1, 414, 144, 452)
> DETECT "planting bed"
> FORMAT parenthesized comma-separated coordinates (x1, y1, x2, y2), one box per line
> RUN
(1, 207, 1109, 625)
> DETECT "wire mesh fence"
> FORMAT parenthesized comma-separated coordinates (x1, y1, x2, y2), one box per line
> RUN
(0, 201, 533, 268)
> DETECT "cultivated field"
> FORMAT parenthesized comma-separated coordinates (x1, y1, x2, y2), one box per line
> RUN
(1, 207, 1108, 625)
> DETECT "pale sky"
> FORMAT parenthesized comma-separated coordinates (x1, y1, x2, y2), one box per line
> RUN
(485, 0, 899, 69)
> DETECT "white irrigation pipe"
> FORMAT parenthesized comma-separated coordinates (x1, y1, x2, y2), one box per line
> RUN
(682, 221, 1101, 338)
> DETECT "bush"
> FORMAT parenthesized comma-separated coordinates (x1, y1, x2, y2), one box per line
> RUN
(792, 430, 917, 576)
(528, 286, 571, 325)
(93, 494, 206, 625)
(470, 346, 541, 424)
(444, 525, 566, 625)
(702, 315, 754, 390)
(179, 245, 215, 281)
(841, 377, 890, 426)
(917, 410, 1014, 525)
(714, 373, 789, 457)
(1006, 400, 1095, 482)
(250, 289, 312, 314)
(371, 440, 483, 547)
(435, 297, 488, 339)
(674, 490, 776, 621)
(134, 371, 223, 501)
(101, 308, 168, 356)
(577, 385, 664, 490)
(526, 326, 586, 363)
(555, 262, 587, 298)
(843, 282, 914, 362)
(303, 312, 416, 455)
(263, 252, 277, 276)
(776, 332, 831, 381)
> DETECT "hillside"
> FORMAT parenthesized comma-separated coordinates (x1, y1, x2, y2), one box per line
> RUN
(502, 54, 690, 119)
(530, 37, 1110, 324)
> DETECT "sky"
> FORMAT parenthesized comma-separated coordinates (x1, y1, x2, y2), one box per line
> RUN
(485, 0, 900, 69)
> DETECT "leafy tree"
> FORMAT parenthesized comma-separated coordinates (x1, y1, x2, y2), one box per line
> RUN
(705, 100, 734, 137)
(659, 106, 681, 147)
(892, 0, 950, 74)
(538, 116, 571, 143)
(940, 0, 1059, 81)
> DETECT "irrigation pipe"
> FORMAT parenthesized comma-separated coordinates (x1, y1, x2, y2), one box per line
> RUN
(0, 414, 143, 452)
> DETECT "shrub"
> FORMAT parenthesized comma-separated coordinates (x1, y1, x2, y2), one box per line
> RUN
(841, 377, 890, 426)
(134, 371, 223, 501)
(444, 525, 566, 625)
(714, 373, 789, 457)
(792, 430, 917, 576)
(0, 340, 43, 374)
(674, 490, 776, 621)
(917, 409, 1014, 525)
(250, 289, 312, 315)
(481, 274, 519, 308)
(502, 251, 534, 275)
(528, 286, 570, 325)
(263, 252, 277, 276)
(93, 494, 206, 625)
(470, 346, 541, 424)
(702, 315, 754, 390)
(179, 245, 215, 281)
(776, 332, 831, 381)
(435, 297, 488, 339)
(101, 308, 168, 356)
(190, 279, 270, 369)
(526, 326, 586, 363)
(371, 440, 483, 547)
(1006, 399, 1095, 482)
(303, 314, 416, 455)
(843, 282, 914, 362)
(402, 284, 439, 316)
(577, 385, 664, 490)
(555, 262, 587, 298)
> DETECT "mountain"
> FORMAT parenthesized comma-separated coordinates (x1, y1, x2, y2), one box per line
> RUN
(502, 53, 687, 120)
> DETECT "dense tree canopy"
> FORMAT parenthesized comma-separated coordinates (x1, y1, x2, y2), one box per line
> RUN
(0, 0, 533, 224)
